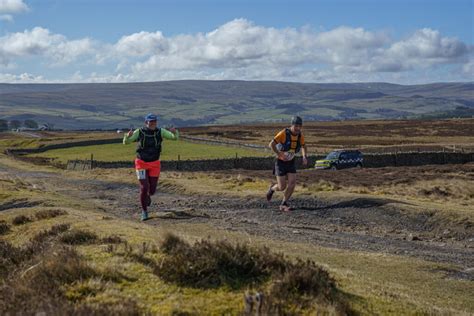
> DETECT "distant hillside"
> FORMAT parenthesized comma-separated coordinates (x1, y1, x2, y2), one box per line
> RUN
(0, 80, 472, 129)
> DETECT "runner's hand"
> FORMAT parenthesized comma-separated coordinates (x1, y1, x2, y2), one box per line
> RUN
(277, 151, 287, 161)
(127, 129, 134, 137)
(302, 156, 308, 166)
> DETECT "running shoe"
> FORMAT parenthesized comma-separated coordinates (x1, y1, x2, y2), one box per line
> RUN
(266, 184, 275, 202)
(141, 211, 149, 221)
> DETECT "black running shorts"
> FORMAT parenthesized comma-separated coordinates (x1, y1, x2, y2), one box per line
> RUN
(273, 158, 296, 176)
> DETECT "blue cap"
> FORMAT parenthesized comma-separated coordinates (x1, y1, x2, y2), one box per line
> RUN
(145, 113, 157, 121)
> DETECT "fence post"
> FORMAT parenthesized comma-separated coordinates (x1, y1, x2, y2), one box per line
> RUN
(90, 153, 94, 170)
(177, 154, 180, 171)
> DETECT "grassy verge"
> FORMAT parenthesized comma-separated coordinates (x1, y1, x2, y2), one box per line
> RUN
(2, 198, 473, 314)
(26, 139, 269, 163)
(1, 156, 473, 314)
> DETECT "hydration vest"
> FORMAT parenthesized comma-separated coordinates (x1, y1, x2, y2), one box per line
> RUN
(136, 127, 162, 162)
(280, 128, 302, 153)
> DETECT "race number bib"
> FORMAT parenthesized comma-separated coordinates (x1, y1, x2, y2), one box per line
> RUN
(136, 169, 146, 180)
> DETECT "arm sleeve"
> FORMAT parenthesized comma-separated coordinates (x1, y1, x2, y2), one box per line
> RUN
(300, 133, 305, 146)
(123, 129, 140, 145)
(273, 130, 285, 144)
(161, 128, 179, 140)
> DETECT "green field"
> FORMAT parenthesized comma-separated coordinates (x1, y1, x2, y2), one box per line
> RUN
(28, 140, 270, 163)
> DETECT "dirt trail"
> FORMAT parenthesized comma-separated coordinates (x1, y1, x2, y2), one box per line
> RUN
(0, 160, 473, 272)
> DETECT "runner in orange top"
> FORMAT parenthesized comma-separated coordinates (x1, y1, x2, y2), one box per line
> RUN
(266, 116, 308, 211)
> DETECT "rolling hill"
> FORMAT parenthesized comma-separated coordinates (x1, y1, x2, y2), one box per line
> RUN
(0, 80, 472, 129)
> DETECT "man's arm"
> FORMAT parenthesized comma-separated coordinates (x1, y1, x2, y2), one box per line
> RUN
(269, 139, 279, 155)
(301, 144, 308, 165)
(270, 139, 288, 160)
(161, 128, 179, 140)
(123, 129, 140, 145)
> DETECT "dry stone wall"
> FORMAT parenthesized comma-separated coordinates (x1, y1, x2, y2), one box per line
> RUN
(66, 152, 473, 171)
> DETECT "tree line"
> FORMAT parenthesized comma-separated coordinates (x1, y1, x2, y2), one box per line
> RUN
(0, 119, 39, 131)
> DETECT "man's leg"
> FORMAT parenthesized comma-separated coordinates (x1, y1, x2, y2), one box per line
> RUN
(139, 174, 150, 211)
(283, 173, 297, 203)
(139, 173, 152, 221)
(267, 175, 287, 202)
(148, 176, 158, 196)
(147, 161, 161, 206)
(272, 175, 287, 192)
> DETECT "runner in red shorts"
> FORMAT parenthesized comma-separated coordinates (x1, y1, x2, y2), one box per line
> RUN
(123, 113, 179, 221)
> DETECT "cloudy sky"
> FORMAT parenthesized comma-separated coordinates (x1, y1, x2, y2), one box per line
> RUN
(0, 0, 472, 83)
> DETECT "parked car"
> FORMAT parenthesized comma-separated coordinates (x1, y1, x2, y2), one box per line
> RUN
(314, 150, 363, 170)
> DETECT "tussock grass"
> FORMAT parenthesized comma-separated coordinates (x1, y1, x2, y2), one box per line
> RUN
(0, 240, 24, 278)
(35, 209, 68, 220)
(60, 229, 98, 245)
(0, 220, 10, 235)
(32, 223, 71, 244)
(0, 224, 73, 277)
(0, 245, 140, 315)
(156, 233, 350, 314)
(12, 214, 32, 225)
(0, 225, 141, 315)
(101, 234, 124, 244)
(157, 233, 285, 289)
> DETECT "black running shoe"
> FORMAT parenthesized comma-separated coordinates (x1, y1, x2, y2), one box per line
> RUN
(266, 184, 275, 202)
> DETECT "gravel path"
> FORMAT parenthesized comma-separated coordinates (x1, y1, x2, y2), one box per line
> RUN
(1, 161, 473, 273)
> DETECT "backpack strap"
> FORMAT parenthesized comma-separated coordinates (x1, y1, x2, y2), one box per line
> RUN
(295, 133, 301, 153)
(284, 128, 292, 151)
(284, 128, 301, 153)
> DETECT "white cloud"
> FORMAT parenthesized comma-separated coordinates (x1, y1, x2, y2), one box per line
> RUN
(381, 28, 469, 71)
(128, 20, 469, 80)
(0, 27, 95, 66)
(0, 72, 44, 83)
(1, 19, 471, 83)
(0, 0, 28, 13)
(0, 0, 28, 22)
(462, 57, 474, 77)
(114, 31, 167, 56)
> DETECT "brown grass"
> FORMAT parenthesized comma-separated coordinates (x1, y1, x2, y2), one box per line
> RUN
(101, 234, 125, 244)
(12, 214, 33, 225)
(183, 118, 474, 153)
(0, 226, 141, 315)
(60, 229, 98, 245)
(0, 220, 10, 235)
(156, 233, 351, 314)
(35, 209, 68, 220)
(31, 223, 71, 244)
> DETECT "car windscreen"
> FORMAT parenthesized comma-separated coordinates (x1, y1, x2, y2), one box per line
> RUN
(325, 152, 339, 160)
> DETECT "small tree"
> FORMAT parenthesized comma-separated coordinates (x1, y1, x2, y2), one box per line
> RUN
(24, 119, 39, 129)
(0, 119, 8, 131)
(9, 120, 21, 129)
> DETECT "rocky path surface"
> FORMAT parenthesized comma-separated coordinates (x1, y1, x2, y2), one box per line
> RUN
(1, 160, 473, 274)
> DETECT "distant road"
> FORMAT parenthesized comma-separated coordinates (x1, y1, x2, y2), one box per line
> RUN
(17, 131, 41, 138)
